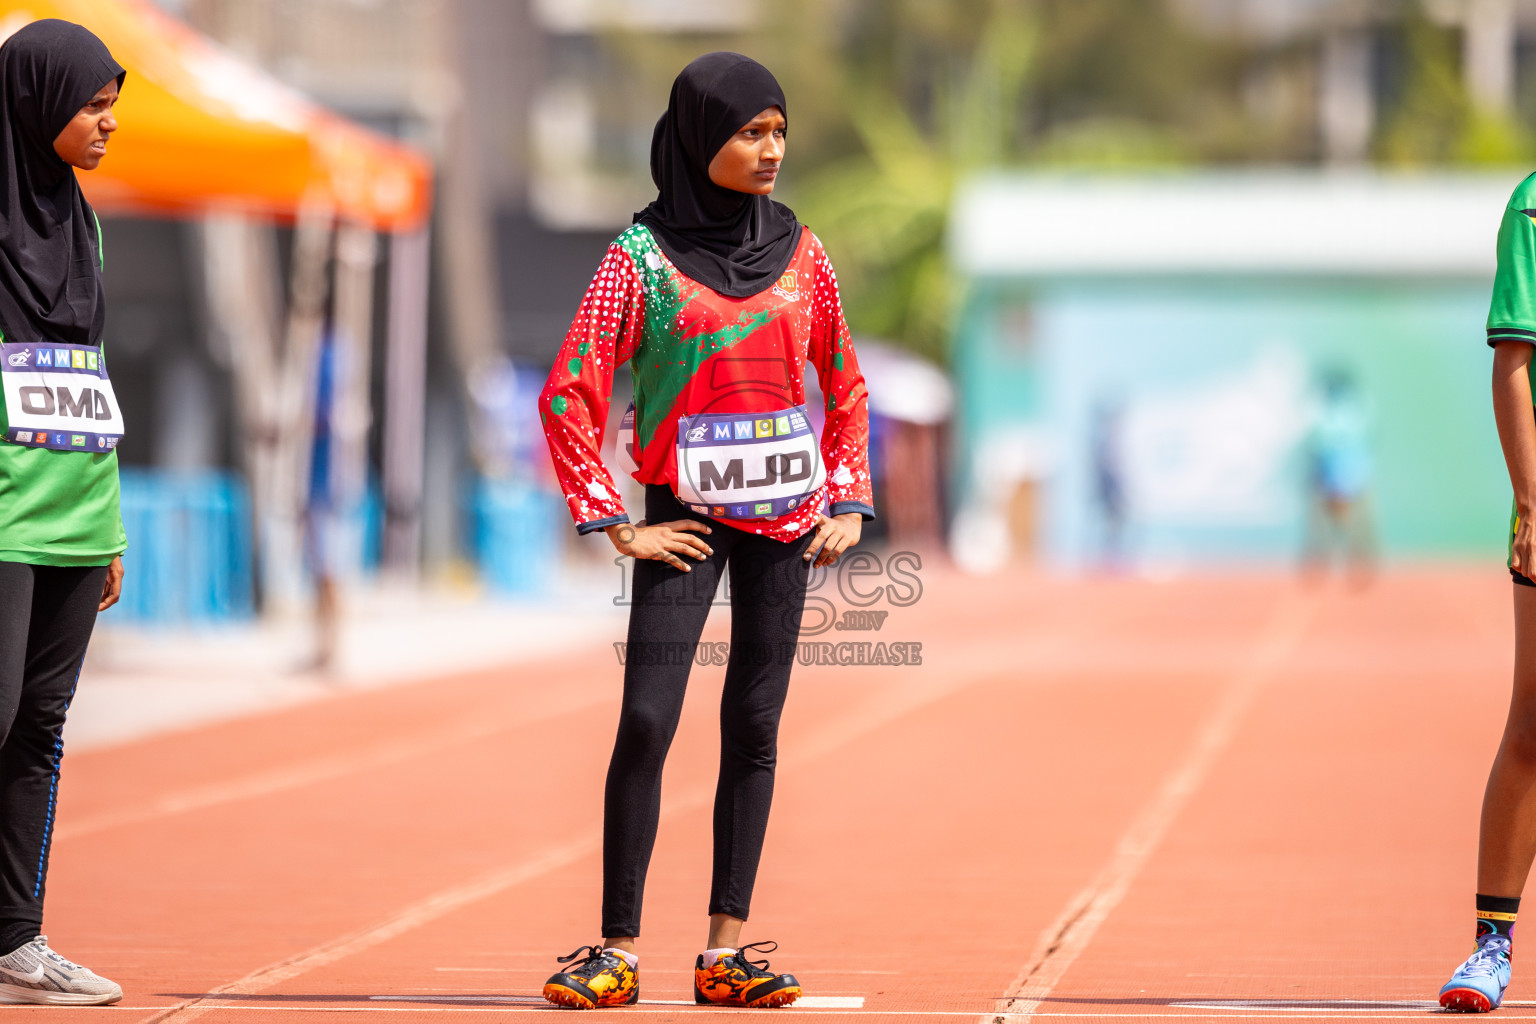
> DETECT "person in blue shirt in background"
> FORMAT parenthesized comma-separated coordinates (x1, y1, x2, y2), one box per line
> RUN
(1300, 367, 1375, 585)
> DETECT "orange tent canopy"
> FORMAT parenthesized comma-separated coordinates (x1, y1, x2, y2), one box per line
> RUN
(0, 0, 432, 231)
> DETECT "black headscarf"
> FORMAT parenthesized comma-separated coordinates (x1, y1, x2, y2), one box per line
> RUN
(635, 52, 802, 299)
(0, 20, 123, 346)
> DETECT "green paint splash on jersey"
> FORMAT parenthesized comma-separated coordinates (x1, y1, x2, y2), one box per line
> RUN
(617, 224, 779, 447)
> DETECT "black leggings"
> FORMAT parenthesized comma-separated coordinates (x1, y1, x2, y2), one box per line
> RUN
(0, 562, 106, 955)
(602, 486, 812, 938)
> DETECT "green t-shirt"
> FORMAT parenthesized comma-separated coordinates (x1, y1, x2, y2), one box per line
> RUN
(0, 422, 125, 567)
(0, 216, 125, 568)
(1488, 173, 1536, 349)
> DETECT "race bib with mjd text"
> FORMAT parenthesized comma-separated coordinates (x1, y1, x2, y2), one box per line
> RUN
(674, 404, 826, 520)
(1, 341, 124, 452)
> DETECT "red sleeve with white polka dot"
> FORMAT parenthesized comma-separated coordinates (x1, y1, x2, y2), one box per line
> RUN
(538, 244, 646, 533)
(807, 234, 874, 518)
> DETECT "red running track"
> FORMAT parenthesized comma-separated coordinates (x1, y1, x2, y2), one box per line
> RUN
(16, 567, 1525, 1022)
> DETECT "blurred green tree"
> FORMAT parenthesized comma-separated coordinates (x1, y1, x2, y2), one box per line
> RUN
(598, 0, 1533, 359)
(1376, 5, 1533, 166)
(757, 0, 1254, 360)
(763, 0, 1036, 363)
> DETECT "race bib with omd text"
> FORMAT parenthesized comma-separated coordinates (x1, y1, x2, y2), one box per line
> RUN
(1, 341, 124, 452)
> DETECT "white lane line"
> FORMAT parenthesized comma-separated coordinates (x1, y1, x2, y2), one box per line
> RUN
(639, 998, 865, 1008)
(141, 830, 605, 1024)
(373, 996, 864, 1008)
(145, 677, 978, 1024)
(34, 1007, 1536, 1018)
(370, 996, 546, 1004)
(1173, 1007, 1437, 1013)
(433, 967, 899, 975)
(983, 591, 1318, 1024)
(55, 689, 610, 842)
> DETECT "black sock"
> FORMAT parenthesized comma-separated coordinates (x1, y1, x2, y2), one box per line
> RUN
(0, 922, 38, 957)
(1477, 894, 1520, 945)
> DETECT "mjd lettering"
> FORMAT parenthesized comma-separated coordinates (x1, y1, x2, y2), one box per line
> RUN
(697, 449, 815, 491)
(19, 385, 112, 419)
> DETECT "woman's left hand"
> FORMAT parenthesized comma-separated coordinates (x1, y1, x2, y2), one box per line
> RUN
(98, 556, 123, 612)
(804, 513, 862, 568)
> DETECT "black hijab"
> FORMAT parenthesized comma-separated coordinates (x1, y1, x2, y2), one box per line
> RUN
(0, 20, 123, 346)
(635, 52, 802, 299)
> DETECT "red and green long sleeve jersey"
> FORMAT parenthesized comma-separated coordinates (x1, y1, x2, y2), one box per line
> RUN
(539, 223, 873, 544)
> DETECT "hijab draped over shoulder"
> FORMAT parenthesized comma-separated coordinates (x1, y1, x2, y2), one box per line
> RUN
(0, 19, 123, 347)
(634, 51, 802, 299)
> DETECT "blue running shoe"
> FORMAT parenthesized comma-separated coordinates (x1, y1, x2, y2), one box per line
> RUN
(1440, 935, 1512, 1012)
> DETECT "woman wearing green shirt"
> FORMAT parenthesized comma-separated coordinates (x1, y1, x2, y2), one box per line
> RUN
(0, 19, 127, 1006)
(1437, 172, 1536, 1012)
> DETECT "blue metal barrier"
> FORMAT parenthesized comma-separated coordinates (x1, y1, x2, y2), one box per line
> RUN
(115, 469, 254, 623)
(472, 478, 564, 596)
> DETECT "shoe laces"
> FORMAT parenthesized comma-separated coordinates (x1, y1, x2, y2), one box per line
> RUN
(28, 936, 82, 972)
(555, 944, 623, 980)
(1463, 936, 1512, 978)
(722, 940, 780, 979)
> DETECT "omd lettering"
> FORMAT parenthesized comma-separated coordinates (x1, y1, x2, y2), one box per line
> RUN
(18, 384, 113, 420)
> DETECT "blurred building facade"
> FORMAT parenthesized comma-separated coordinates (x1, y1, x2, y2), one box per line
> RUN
(948, 172, 1515, 571)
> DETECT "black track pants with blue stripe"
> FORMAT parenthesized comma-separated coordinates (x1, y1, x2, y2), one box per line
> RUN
(0, 562, 106, 955)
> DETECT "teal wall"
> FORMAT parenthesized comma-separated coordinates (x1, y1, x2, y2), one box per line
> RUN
(953, 277, 1508, 565)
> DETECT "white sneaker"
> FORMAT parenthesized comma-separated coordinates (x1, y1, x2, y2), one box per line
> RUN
(0, 936, 122, 1005)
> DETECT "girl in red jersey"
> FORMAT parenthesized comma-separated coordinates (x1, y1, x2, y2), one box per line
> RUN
(538, 52, 872, 1010)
